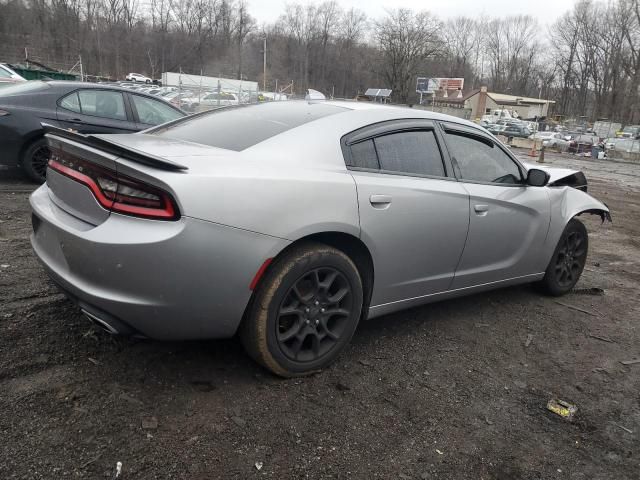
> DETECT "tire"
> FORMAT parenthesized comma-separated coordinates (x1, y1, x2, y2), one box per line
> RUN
(21, 138, 50, 183)
(240, 242, 364, 377)
(538, 218, 588, 296)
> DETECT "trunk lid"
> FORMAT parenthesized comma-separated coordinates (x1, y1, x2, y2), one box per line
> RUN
(44, 127, 234, 226)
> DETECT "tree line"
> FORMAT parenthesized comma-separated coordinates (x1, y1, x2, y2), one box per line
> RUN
(1, 0, 640, 123)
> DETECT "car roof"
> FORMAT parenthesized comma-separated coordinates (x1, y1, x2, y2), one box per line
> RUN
(317, 100, 482, 130)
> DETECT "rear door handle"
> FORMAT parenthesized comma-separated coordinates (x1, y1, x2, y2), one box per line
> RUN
(474, 204, 489, 215)
(369, 194, 392, 208)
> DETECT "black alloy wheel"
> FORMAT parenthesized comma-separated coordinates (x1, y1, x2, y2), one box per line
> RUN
(22, 138, 51, 183)
(553, 229, 587, 288)
(276, 267, 354, 363)
(539, 219, 588, 296)
(240, 242, 364, 377)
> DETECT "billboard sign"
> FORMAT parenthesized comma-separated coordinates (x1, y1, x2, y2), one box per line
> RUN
(416, 77, 464, 94)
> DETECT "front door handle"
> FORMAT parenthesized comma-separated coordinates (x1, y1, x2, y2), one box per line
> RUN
(474, 204, 489, 215)
(369, 194, 392, 208)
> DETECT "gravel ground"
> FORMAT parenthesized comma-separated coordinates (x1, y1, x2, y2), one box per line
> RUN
(0, 153, 639, 479)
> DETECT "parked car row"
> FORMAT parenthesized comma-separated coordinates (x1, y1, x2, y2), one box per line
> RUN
(112, 80, 246, 112)
(483, 119, 532, 138)
(0, 80, 186, 182)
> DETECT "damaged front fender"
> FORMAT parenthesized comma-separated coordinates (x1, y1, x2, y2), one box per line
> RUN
(522, 161, 611, 222)
(554, 183, 611, 224)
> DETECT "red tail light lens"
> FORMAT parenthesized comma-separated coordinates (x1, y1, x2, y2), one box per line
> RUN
(48, 149, 179, 220)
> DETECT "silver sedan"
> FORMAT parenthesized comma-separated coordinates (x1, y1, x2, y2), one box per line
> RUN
(30, 101, 611, 376)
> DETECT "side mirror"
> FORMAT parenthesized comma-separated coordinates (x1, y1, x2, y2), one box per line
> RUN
(527, 168, 550, 187)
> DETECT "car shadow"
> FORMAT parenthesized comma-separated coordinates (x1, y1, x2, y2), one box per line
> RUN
(66, 283, 540, 387)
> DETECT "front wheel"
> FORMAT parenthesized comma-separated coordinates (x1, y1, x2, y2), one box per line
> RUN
(240, 243, 363, 377)
(538, 218, 588, 296)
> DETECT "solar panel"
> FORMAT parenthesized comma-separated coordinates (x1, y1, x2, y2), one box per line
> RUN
(364, 88, 392, 97)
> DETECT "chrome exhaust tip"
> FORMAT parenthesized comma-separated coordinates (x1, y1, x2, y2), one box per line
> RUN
(82, 309, 119, 335)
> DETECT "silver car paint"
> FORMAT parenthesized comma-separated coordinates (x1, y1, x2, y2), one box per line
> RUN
(450, 182, 550, 289)
(30, 101, 610, 339)
(31, 183, 289, 340)
(353, 170, 470, 305)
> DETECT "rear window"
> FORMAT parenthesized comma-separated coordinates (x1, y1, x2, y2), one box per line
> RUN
(152, 101, 348, 151)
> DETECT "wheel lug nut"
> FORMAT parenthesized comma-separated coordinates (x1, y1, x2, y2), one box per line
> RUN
(315, 301, 319, 306)
(306, 320, 310, 324)
(320, 308, 325, 313)
(315, 320, 319, 325)
(305, 308, 310, 313)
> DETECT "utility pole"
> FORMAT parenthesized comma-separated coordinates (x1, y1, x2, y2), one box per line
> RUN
(263, 36, 267, 92)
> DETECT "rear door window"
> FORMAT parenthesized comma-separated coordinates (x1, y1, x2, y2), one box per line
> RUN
(374, 130, 445, 177)
(78, 90, 127, 121)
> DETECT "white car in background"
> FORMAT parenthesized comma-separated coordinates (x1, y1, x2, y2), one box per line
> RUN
(530, 131, 569, 150)
(125, 73, 152, 83)
(0, 64, 26, 86)
(200, 92, 240, 107)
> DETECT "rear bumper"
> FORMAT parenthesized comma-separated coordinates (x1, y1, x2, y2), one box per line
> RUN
(30, 184, 289, 340)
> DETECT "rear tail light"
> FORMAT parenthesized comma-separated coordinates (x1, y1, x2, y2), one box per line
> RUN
(48, 148, 179, 220)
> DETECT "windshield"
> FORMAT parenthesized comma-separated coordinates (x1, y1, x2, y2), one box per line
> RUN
(152, 101, 348, 151)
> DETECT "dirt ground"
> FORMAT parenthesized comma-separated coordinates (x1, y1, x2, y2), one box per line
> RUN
(1, 152, 639, 479)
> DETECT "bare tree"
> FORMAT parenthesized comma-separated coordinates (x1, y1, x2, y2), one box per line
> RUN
(375, 8, 442, 102)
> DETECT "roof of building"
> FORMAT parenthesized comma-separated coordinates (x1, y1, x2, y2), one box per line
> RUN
(433, 88, 554, 105)
(487, 92, 555, 105)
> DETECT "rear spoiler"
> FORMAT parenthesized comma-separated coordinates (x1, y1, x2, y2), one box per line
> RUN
(41, 123, 188, 171)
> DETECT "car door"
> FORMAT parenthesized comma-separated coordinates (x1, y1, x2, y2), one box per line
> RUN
(56, 89, 138, 134)
(128, 92, 185, 129)
(439, 123, 551, 289)
(343, 120, 470, 306)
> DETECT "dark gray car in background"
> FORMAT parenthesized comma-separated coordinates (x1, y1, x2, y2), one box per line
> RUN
(0, 81, 185, 182)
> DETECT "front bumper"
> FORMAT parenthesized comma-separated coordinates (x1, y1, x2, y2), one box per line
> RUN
(30, 184, 288, 340)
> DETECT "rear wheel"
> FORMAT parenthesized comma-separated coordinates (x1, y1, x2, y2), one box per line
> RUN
(538, 219, 588, 296)
(22, 138, 50, 183)
(240, 243, 363, 377)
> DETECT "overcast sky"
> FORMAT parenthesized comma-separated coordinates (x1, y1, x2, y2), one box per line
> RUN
(250, 0, 576, 25)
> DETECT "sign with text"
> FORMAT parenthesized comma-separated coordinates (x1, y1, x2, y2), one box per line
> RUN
(416, 77, 464, 94)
